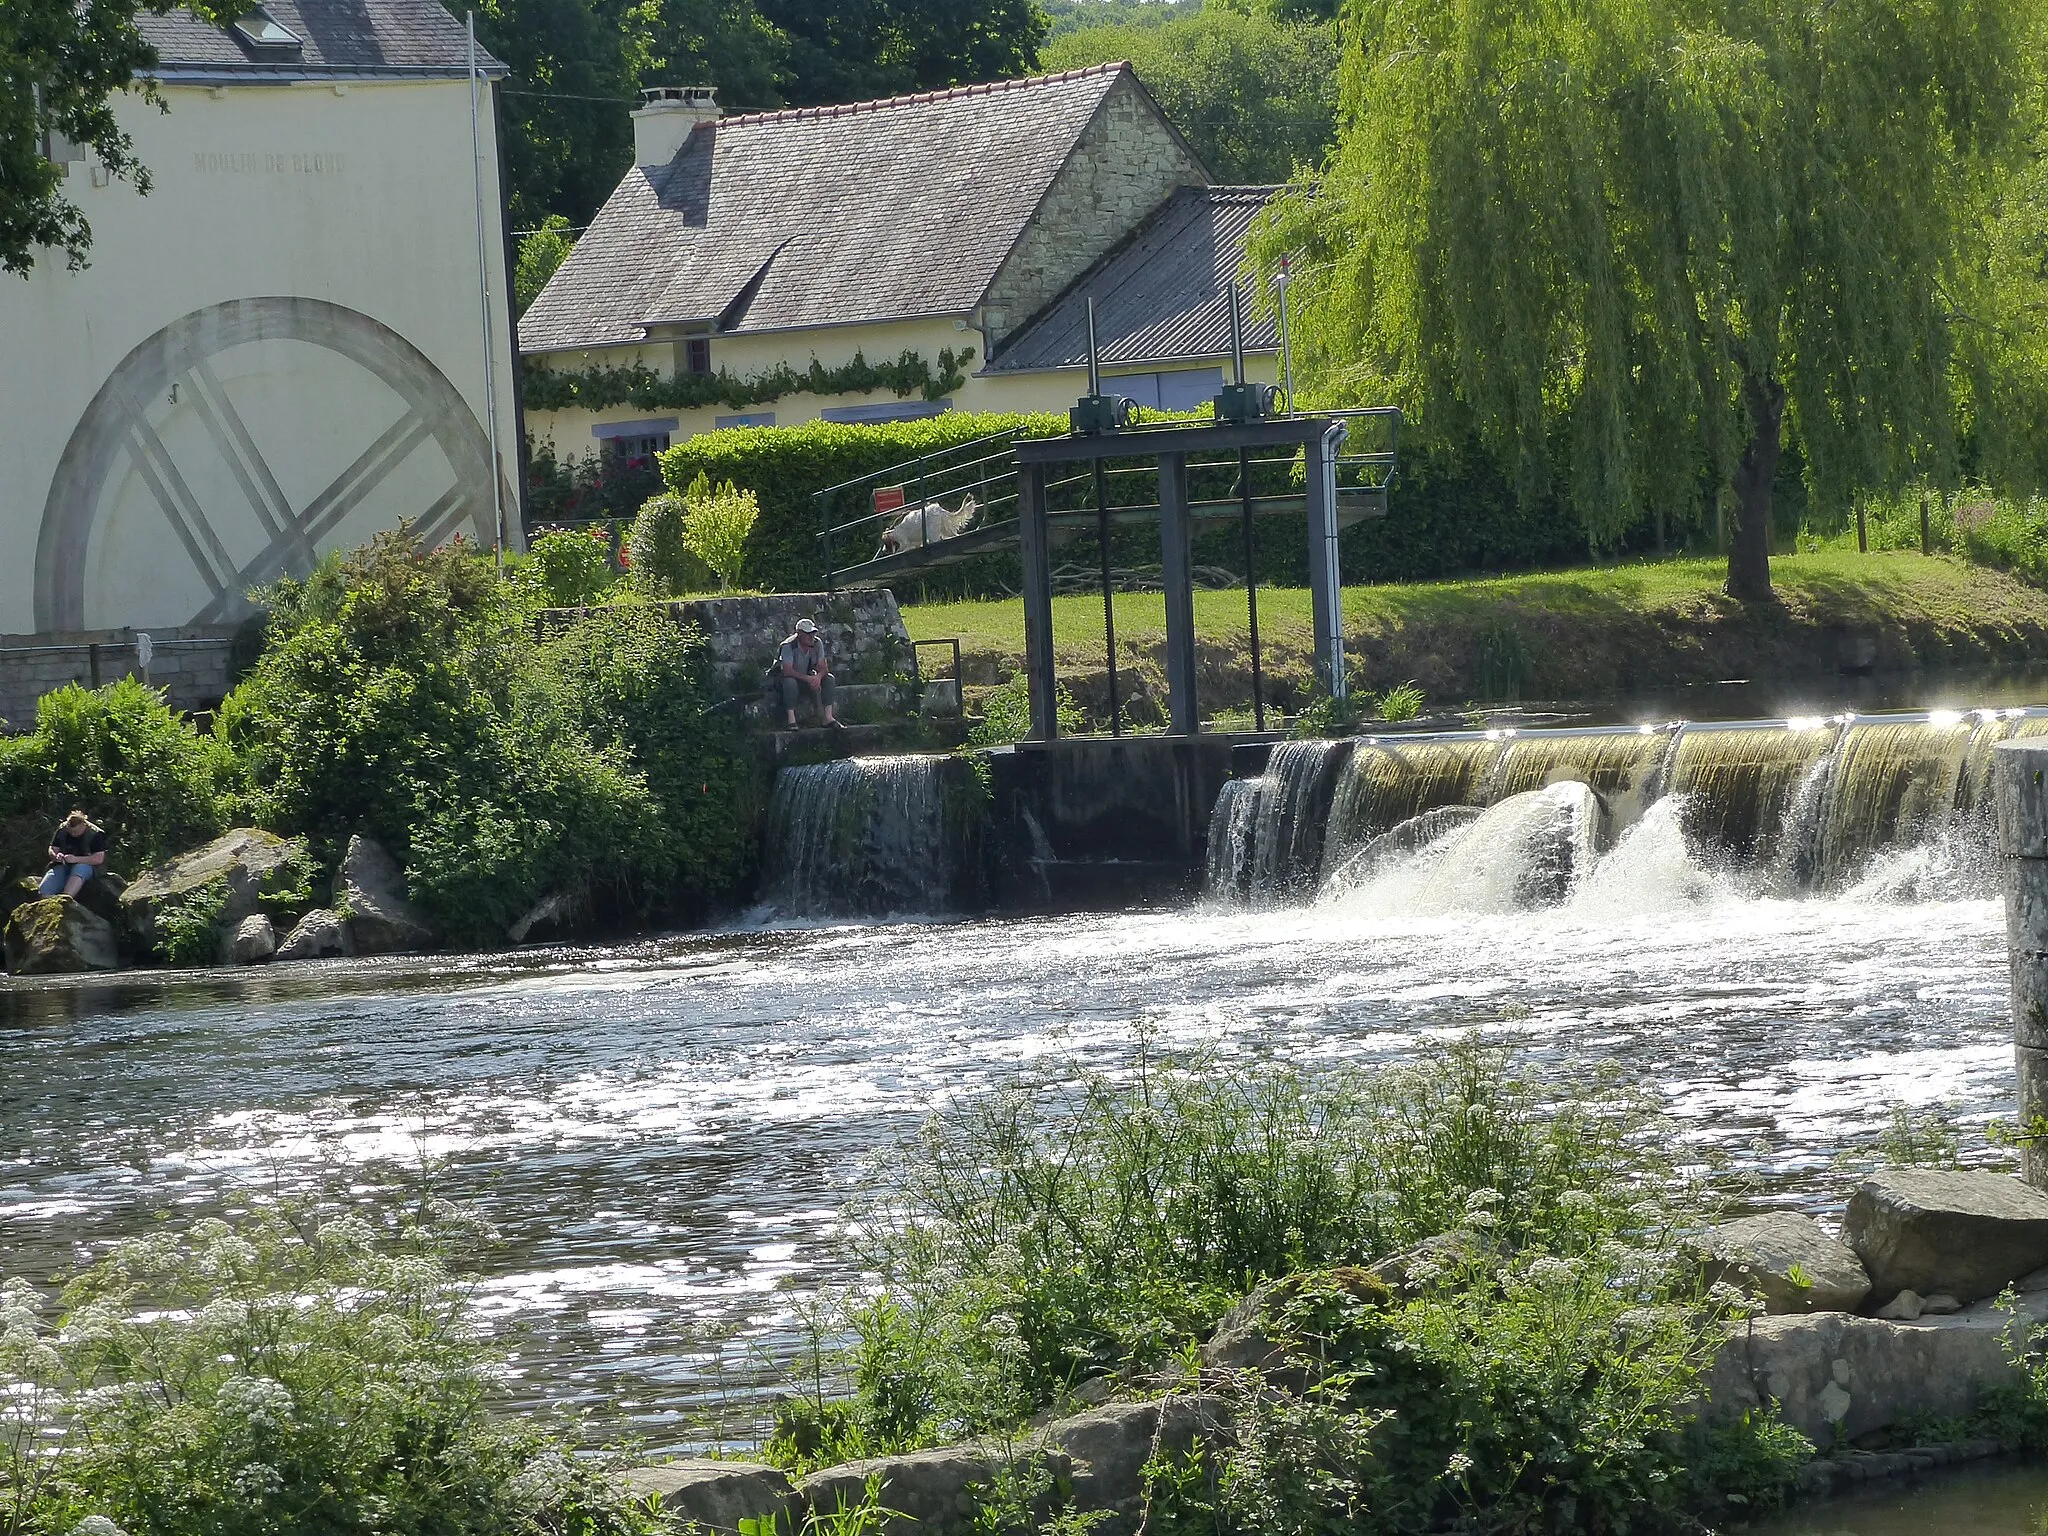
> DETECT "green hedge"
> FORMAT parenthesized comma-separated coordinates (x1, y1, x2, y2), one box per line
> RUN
(656, 413, 1728, 598)
(660, 412, 1067, 593)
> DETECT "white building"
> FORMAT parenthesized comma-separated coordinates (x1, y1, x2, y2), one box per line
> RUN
(0, 0, 519, 702)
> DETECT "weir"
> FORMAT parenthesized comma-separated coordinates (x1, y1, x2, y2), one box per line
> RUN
(1211, 709, 2048, 905)
(760, 754, 984, 917)
(759, 709, 2048, 918)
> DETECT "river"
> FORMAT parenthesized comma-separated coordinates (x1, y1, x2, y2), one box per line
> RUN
(0, 808, 2017, 1451)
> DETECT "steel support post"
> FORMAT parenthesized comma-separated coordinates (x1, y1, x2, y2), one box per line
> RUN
(1997, 737, 2048, 1186)
(1305, 421, 1349, 697)
(1017, 461, 1059, 741)
(1157, 452, 1198, 734)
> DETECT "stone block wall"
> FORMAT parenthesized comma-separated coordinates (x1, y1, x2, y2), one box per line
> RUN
(982, 74, 1210, 350)
(0, 627, 241, 731)
(561, 591, 913, 697)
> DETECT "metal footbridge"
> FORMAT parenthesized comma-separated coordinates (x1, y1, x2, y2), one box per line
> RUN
(815, 404, 1401, 741)
(815, 409, 1401, 590)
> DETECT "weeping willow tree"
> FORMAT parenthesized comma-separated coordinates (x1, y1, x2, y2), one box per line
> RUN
(1252, 0, 2046, 600)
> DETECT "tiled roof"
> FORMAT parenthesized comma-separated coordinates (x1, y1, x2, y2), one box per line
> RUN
(986, 186, 1280, 373)
(138, 0, 500, 77)
(518, 64, 1131, 354)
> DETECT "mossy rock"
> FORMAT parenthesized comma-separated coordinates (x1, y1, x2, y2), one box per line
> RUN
(4, 897, 119, 974)
(119, 828, 312, 958)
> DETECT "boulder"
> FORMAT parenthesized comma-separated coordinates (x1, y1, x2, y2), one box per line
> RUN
(4, 897, 119, 974)
(1876, 1289, 1925, 1321)
(1845, 1168, 2048, 1305)
(72, 868, 127, 927)
(1704, 1290, 2048, 1442)
(340, 835, 436, 955)
(1692, 1212, 1871, 1314)
(798, 1443, 1045, 1536)
(1043, 1394, 1224, 1528)
(227, 914, 277, 964)
(275, 908, 355, 961)
(619, 1460, 796, 1533)
(120, 828, 306, 954)
(1201, 1267, 1394, 1376)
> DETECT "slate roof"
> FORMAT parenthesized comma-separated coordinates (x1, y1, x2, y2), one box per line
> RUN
(986, 186, 1280, 374)
(518, 63, 1135, 355)
(138, 0, 501, 79)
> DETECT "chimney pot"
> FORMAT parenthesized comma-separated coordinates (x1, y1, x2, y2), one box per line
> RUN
(633, 85, 719, 169)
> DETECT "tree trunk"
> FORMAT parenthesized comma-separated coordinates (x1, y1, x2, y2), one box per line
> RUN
(1727, 374, 1785, 604)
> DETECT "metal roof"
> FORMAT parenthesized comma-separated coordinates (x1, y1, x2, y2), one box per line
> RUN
(517, 64, 1143, 355)
(986, 186, 1280, 374)
(137, 0, 502, 79)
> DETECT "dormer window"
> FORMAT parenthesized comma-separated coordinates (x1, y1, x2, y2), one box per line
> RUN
(232, 8, 303, 54)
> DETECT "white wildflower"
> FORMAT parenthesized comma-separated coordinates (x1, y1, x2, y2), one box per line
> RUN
(214, 1374, 295, 1431)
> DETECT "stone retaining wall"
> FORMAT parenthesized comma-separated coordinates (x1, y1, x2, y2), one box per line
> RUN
(540, 592, 913, 699)
(0, 627, 240, 730)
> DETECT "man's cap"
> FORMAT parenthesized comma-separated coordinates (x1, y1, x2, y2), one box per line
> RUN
(795, 618, 819, 634)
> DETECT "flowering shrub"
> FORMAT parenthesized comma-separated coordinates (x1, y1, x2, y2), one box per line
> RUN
(0, 1209, 658, 1536)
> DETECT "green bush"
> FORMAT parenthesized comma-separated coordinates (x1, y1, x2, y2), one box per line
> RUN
(681, 471, 760, 591)
(0, 678, 230, 879)
(512, 527, 619, 608)
(0, 1210, 657, 1536)
(660, 412, 1067, 592)
(218, 527, 757, 944)
(625, 492, 699, 597)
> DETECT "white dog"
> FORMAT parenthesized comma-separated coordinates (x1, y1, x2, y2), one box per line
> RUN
(878, 494, 978, 557)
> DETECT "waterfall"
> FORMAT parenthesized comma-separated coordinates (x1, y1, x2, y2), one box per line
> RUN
(1211, 708, 2047, 909)
(1207, 740, 1354, 902)
(762, 755, 980, 917)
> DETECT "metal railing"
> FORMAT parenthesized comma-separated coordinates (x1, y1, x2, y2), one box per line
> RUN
(816, 407, 1402, 586)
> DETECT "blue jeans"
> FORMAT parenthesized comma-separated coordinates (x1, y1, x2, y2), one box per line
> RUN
(40, 864, 93, 895)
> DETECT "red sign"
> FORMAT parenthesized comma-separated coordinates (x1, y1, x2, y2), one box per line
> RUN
(873, 486, 906, 516)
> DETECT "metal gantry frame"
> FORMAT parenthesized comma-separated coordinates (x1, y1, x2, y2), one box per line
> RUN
(1013, 414, 1360, 742)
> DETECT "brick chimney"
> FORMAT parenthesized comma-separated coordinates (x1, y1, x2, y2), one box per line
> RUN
(633, 86, 719, 169)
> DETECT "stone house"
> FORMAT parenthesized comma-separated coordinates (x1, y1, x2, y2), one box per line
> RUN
(518, 63, 1281, 465)
(0, 0, 519, 720)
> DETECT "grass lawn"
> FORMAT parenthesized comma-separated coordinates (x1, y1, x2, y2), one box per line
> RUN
(899, 551, 2048, 705)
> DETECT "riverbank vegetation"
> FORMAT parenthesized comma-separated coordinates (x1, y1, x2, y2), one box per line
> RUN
(766, 1043, 1812, 1533)
(904, 552, 2048, 717)
(0, 527, 758, 945)
(0, 1206, 660, 1536)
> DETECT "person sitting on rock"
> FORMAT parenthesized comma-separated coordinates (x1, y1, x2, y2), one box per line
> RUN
(41, 809, 106, 897)
(773, 618, 841, 729)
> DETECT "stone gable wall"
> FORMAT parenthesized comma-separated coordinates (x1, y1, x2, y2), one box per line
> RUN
(981, 75, 1209, 350)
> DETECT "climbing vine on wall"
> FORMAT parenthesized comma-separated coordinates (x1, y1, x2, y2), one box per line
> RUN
(521, 347, 975, 413)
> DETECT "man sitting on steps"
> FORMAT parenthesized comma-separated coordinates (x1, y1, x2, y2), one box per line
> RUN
(773, 617, 841, 729)
(42, 809, 107, 897)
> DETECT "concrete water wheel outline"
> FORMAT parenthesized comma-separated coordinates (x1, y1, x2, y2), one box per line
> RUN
(37, 296, 507, 631)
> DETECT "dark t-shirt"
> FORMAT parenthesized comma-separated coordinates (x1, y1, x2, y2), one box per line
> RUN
(51, 824, 107, 864)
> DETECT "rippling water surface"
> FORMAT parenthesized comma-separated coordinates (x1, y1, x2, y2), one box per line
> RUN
(0, 821, 2021, 1448)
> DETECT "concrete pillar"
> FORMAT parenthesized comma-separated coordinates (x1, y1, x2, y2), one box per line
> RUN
(1995, 738, 2048, 1185)
(1157, 452, 1198, 735)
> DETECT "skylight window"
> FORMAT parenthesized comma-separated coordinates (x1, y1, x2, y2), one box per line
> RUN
(232, 8, 303, 51)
